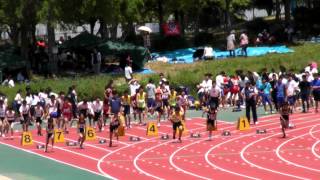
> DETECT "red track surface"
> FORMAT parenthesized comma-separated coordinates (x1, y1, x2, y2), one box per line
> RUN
(1, 111, 320, 180)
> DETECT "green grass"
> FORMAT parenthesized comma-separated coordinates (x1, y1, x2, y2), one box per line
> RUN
(1, 43, 320, 104)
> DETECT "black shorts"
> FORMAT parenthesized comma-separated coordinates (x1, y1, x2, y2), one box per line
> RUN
(155, 107, 163, 113)
(30, 106, 35, 116)
(162, 99, 169, 107)
(79, 128, 85, 134)
(36, 117, 42, 124)
(313, 91, 320, 101)
(47, 133, 53, 139)
(110, 120, 119, 132)
(8, 120, 14, 125)
(137, 107, 145, 113)
(22, 114, 29, 124)
(280, 115, 289, 128)
(209, 97, 219, 109)
(207, 119, 215, 126)
(79, 109, 88, 117)
(123, 105, 130, 115)
(94, 111, 101, 121)
(172, 121, 182, 131)
(0, 117, 4, 122)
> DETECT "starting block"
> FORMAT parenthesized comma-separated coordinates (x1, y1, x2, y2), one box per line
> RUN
(99, 139, 107, 144)
(222, 130, 231, 136)
(161, 134, 170, 140)
(36, 144, 45, 149)
(129, 136, 141, 142)
(288, 123, 295, 129)
(256, 129, 267, 134)
(66, 141, 78, 146)
(190, 132, 201, 138)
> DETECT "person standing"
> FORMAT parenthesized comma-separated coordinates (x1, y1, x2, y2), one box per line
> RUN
(261, 78, 273, 114)
(124, 60, 133, 82)
(146, 79, 156, 114)
(311, 73, 320, 113)
(241, 82, 258, 125)
(91, 49, 101, 74)
(299, 75, 311, 113)
(227, 30, 236, 57)
(239, 31, 249, 57)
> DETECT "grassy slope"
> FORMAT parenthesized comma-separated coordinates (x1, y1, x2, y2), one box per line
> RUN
(1, 43, 320, 103)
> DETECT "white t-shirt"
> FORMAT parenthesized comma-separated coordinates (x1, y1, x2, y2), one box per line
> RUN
(25, 95, 33, 105)
(91, 101, 103, 112)
(31, 95, 40, 106)
(125, 66, 133, 80)
(209, 85, 221, 97)
(8, 79, 15, 87)
(14, 93, 23, 104)
(47, 100, 58, 114)
(130, 83, 140, 96)
(286, 80, 298, 96)
(0, 104, 6, 117)
(198, 79, 212, 93)
(216, 75, 224, 89)
(19, 105, 30, 115)
(204, 47, 214, 57)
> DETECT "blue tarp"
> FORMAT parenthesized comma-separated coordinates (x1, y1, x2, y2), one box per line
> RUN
(151, 46, 294, 64)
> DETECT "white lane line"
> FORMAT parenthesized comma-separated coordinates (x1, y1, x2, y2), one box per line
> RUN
(276, 128, 320, 173)
(0, 142, 116, 180)
(168, 113, 317, 180)
(131, 125, 209, 180)
(205, 115, 320, 180)
(99, 124, 209, 180)
(240, 123, 320, 180)
(309, 125, 319, 140)
(311, 141, 320, 159)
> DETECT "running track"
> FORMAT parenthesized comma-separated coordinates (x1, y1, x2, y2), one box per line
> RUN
(1, 111, 320, 180)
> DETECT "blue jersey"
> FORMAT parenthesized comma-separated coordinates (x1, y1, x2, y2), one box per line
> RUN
(276, 82, 285, 98)
(312, 79, 320, 92)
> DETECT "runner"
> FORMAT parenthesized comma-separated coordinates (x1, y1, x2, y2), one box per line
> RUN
(136, 87, 146, 125)
(178, 90, 189, 121)
(57, 92, 65, 129)
(279, 101, 290, 138)
(77, 100, 90, 123)
(45, 117, 55, 153)
(46, 95, 59, 125)
(261, 78, 273, 114)
(205, 105, 217, 140)
(109, 113, 120, 147)
(78, 113, 86, 149)
(146, 79, 156, 114)
(0, 99, 7, 137)
(161, 83, 170, 119)
(61, 97, 73, 133)
(170, 106, 184, 143)
(154, 91, 163, 127)
(102, 99, 109, 128)
(34, 102, 44, 136)
(5, 106, 15, 138)
(92, 97, 103, 130)
(121, 91, 131, 128)
(19, 100, 31, 132)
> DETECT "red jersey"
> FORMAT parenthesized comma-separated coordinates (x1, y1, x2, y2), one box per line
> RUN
(62, 102, 72, 119)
